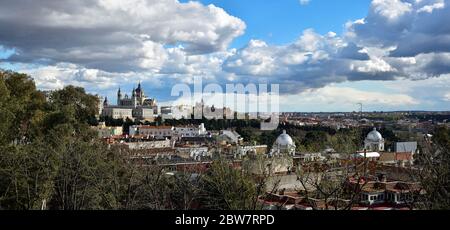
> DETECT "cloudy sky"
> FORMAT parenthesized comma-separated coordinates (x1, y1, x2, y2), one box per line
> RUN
(0, 0, 449, 112)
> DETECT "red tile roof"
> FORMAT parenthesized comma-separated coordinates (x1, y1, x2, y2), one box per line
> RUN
(395, 152, 413, 161)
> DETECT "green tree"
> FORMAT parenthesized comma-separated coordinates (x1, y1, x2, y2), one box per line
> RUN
(0, 71, 46, 143)
(46, 125, 122, 210)
(302, 131, 329, 152)
(0, 71, 120, 210)
(48, 86, 99, 126)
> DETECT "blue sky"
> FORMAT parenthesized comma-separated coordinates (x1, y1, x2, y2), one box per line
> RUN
(0, 0, 449, 112)
(192, 0, 372, 48)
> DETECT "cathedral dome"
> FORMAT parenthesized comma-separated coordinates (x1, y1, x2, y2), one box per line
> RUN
(366, 128, 383, 142)
(276, 130, 294, 146)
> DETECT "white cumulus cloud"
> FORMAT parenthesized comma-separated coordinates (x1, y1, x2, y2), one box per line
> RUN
(299, 0, 311, 6)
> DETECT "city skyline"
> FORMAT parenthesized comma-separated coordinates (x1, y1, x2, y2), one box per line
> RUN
(1, 0, 450, 219)
(1, 0, 449, 112)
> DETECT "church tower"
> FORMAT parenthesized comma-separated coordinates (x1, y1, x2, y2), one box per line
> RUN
(132, 86, 137, 107)
(136, 81, 144, 105)
(117, 88, 122, 106)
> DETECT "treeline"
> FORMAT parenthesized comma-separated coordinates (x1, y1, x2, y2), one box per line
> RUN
(410, 114, 450, 122)
(0, 71, 265, 210)
(236, 124, 362, 153)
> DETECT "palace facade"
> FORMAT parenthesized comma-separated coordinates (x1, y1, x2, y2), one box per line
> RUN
(100, 82, 158, 121)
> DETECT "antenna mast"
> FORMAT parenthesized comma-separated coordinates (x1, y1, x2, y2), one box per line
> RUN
(357, 103, 363, 119)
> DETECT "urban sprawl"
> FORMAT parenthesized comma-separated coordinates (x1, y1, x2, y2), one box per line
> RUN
(94, 82, 450, 210)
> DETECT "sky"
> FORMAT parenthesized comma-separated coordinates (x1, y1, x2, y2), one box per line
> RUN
(0, 0, 449, 112)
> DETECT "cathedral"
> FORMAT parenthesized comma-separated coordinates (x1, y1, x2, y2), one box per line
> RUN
(116, 82, 157, 107)
(100, 82, 158, 121)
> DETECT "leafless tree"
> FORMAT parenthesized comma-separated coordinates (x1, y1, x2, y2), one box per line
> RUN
(409, 134, 450, 210)
(296, 157, 371, 210)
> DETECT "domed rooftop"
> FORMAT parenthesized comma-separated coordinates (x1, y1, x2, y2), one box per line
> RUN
(276, 130, 294, 146)
(366, 128, 383, 142)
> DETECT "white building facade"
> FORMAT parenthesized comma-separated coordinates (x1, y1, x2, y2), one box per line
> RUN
(101, 107, 134, 120)
(173, 123, 207, 138)
(129, 125, 174, 138)
(129, 123, 207, 139)
(100, 82, 157, 121)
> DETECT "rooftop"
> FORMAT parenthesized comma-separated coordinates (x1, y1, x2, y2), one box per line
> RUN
(135, 125, 174, 129)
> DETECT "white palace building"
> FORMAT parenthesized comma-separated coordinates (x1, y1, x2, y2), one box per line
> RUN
(100, 82, 158, 121)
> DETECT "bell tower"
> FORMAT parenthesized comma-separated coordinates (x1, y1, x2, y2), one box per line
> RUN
(117, 88, 122, 106)
(103, 97, 109, 107)
(132, 86, 137, 107)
